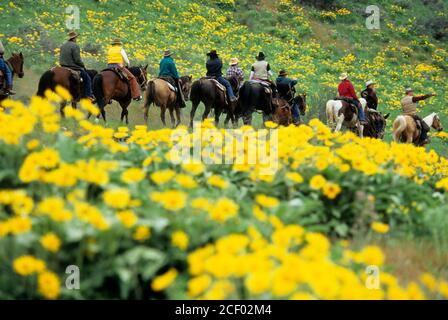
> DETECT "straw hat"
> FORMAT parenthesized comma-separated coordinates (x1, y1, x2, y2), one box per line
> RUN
(405, 88, 413, 93)
(68, 31, 79, 40)
(111, 39, 123, 46)
(229, 58, 239, 66)
(164, 49, 173, 57)
(339, 72, 348, 80)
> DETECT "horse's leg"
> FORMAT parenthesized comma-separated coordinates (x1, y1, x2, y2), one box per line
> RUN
(335, 114, 345, 132)
(60, 102, 66, 118)
(72, 101, 77, 110)
(214, 107, 222, 127)
(175, 106, 181, 127)
(143, 100, 151, 123)
(119, 100, 130, 124)
(160, 104, 167, 126)
(190, 101, 199, 128)
(358, 123, 364, 138)
(168, 106, 176, 128)
(202, 104, 211, 121)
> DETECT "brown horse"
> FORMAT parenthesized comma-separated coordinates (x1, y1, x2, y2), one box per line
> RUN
(393, 112, 443, 146)
(363, 110, 390, 139)
(92, 66, 147, 123)
(143, 76, 192, 127)
(272, 98, 292, 126)
(37, 67, 97, 116)
(0, 52, 25, 102)
(189, 77, 238, 128)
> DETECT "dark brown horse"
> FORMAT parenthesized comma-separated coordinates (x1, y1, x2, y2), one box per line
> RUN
(0, 52, 25, 102)
(92, 66, 147, 123)
(144, 75, 192, 127)
(37, 67, 97, 116)
(236, 81, 276, 125)
(363, 110, 390, 139)
(189, 77, 238, 128)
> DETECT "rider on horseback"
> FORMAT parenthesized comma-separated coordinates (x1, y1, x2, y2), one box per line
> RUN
(159, 49, 186, 108)
(249, 52, 276, 94)
(205, 50, 237, 102)
(107, 39, 142, 101)
(226, 58, 245, 85)
(401, 88, 436, 144)
(361, 80, 378, 110)
(276, 70, 300, 124)
(0, 40, 15, 95)
(338, 72, 367, 125)
(59, 31, 94, 101)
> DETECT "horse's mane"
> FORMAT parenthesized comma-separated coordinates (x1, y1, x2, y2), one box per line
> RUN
(127, 66, 141, 76)
(423, 112, 437, 124)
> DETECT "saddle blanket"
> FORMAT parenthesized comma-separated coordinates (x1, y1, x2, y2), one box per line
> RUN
(159, 77, 177, 92)
(53, 66, 83, 82)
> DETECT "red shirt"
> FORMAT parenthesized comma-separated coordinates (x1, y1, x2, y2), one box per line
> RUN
(338, 79, 358, 100)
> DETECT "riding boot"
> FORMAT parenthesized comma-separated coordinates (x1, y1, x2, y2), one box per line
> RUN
(5, 86, 15, 95)
(121, 67, 142, 101)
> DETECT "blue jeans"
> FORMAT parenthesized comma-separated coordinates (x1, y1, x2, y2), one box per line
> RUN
(291, 101, 300, 123)
(0, 60, 13, 86)
(354, 100, 366, 121)
(217, 76, 235, 99)
(80, 69, 93, 98)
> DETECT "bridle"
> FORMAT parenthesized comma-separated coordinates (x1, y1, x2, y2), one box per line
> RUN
(137, 66, 147, 90)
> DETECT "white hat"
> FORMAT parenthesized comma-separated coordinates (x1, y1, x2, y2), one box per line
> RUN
(339, 72, 348, 80)
(366, 80, 375, 87)
(405, 88, 413, 93)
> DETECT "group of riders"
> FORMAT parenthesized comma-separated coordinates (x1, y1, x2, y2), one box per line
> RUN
(0, 31, 438, 142)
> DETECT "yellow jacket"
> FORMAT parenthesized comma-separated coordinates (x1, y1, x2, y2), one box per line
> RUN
(107, 45, 124, 65)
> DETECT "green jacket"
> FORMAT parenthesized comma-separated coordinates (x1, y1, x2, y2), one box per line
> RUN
(159, 56, 179, 79)
(59, 40, 85, 71)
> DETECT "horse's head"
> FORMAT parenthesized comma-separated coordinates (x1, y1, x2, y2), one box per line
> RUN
(131, 65, 148, 91)
(179, 75, 193, 101)
(295, 93, 307, 116)
(432, 113, 444, 132)
(8, 52, 24, 78)
(272, 98, 292, 125)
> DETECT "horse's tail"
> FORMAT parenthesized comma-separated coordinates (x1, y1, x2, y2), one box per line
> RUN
(37, 70, 55, 97)
(393, 115, 407, 143)
(145, 80, 155, 107)
(93, 73, 104, 108)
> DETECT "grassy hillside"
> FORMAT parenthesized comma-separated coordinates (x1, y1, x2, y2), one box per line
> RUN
(2, 0, 448, 153)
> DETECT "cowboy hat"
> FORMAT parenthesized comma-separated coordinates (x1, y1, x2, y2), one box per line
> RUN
(164, 49, 173, 57)
(278, 70, 288, 77)
(339, 72, 348, 80)
(256, 52, 266, 60)
(405, 88, 413, 93)
(206, 50, 218, 57)
(111, 38, 123, 46)
(68, 31, 79, 40)
(365, 80, 375, 87)
(229, 57, 239, 66)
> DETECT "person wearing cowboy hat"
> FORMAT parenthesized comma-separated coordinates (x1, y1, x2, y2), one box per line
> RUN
(0, 40, 15, 95)
(206, 50, 237, 102)
(361, 80, 378, 110)
(159, 49, 185, 108)
(276, 69, 300, 124)
(107, 38, 142, 101)
(59, 31, 94, 100)
(249, 52, 273, 81)
(338, 72, 366, 124)
(226, 58, 244, 85)
(401, 87, 436, 144)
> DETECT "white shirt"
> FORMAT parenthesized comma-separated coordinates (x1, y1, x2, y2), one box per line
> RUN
(121, 48, 130, 66)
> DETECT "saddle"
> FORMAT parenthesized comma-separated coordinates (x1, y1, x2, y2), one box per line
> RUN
(201, 77, 226, 92)
(102, 67, 128, 82)
(159, 76, 177, 92)
(54, 66, 82, 83)
(248, 80, 272, 95)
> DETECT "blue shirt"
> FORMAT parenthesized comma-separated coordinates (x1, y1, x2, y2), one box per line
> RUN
(159, 56, 179, 79)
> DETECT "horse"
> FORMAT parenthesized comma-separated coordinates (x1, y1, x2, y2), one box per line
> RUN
(271, 98, 292, 126)
(392, 112, 443, 146)
(236, 81, 275, 125)
(37, 67, 98, 116)
(326, 98, 368, 137)
(92, 66, 147, 123)
(362, 110, 390, 139)
(143, 76, 192, 127)
(0, 52, 25, 102)
(189, 77, 237, 128)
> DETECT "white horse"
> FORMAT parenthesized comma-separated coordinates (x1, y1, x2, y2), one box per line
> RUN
(392, 112, 443, 145)
(326, 98, 367, 137)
